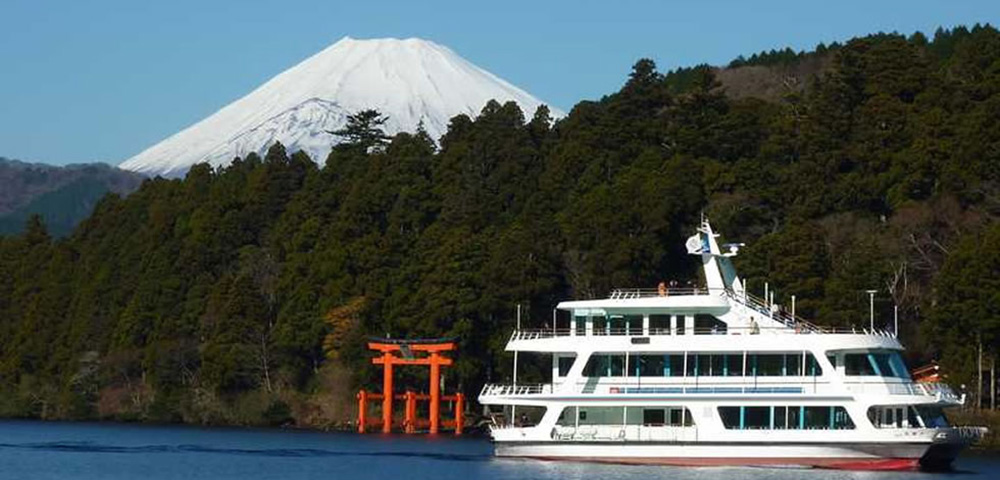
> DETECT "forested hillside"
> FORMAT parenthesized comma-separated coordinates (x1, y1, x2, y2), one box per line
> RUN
(1, 25, 998, 427)
(0, 159, 144, 236)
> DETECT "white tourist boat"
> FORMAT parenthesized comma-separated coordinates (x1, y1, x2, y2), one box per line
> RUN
(479, 220, 985, 470)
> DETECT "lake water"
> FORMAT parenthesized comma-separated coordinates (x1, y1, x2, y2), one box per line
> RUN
(0, 420, 997, 480)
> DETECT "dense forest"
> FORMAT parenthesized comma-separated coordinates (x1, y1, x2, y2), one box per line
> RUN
(1, 25, 998, 428)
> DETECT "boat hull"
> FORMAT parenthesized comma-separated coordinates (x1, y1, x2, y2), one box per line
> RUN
(494, 441, 934, 470)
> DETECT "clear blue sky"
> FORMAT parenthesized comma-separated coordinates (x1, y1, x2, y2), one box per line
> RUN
(1, 0, 997, 166)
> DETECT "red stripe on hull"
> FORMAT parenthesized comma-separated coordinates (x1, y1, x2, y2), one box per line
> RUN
(521, 456, 920, 471)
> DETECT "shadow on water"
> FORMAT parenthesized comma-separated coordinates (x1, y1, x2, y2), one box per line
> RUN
(0, 441, 492, 462)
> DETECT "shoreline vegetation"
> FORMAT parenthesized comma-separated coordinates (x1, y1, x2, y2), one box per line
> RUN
(1, 25, 999, 435)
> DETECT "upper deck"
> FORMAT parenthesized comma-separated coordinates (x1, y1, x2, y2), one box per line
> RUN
(506, 324, 902, 353)
(510, 282, 898, 352)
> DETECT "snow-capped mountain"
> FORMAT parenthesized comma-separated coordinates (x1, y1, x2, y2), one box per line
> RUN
(120, 37, 562, 177)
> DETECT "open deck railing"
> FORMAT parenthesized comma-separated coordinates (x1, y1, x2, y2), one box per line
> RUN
(480, 383, 550, 397)
(608, 287, 708, 299)
(916, 382, 962, 403)
(508, 325, 896, 342)
(723, 289, 824, 333)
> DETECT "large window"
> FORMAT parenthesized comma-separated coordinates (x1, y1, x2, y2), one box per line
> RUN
(574, 314, 587, 336)
(869, 406, 949, 429)
(558, 406, 694, 426)
(557, 355, 576, 377)
(694, 314, 727, 334)
(845, 353, 875, 375)
(689, 353, 743, 376)
(625, 352, 822, 377)
(724, 354, 744, 376)
(744, 406, 770, 429)
(649, 315, 671, 335)
(748, 353, 821, 376)
(720, 406, 854, 430)
(637, 354, 664, 377)
(625, 314, 643, 336)
(844, 351, 910, 378)
(583, 354, 625, 377)
(593, 315, 609, 335)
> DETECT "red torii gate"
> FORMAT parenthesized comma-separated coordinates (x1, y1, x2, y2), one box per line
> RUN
(358, 337, 462, 434)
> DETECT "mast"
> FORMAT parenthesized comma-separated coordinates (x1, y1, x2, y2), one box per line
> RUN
(686, 219, 742, 293)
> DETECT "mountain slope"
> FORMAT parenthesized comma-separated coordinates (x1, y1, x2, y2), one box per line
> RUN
(120, 37, 562, 177)
(0, 157, 145, 236)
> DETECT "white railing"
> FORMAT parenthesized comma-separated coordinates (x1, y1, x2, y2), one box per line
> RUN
(724, 289, 823, 333)
(480, 383, 551, 397)
(916, 382, 962, 403)
(843, 381, 963, 403)
(481, 379, 830, 397)
(509, 329, 572, 341)
(507, 325, 897, 341)
(608, 287, 710, 299)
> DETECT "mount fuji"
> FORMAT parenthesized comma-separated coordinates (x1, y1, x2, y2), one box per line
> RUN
(120, 37, 562, 177)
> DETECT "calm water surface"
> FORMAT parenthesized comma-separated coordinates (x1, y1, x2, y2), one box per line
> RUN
(0, 420, 997, 480)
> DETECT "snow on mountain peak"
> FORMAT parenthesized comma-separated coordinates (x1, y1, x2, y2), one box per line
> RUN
(120, 37, 562, 177)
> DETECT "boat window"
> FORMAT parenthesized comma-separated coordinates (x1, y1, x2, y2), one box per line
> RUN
(583, 354, 625, 377)
(649, 314, 671, 335)
(917, 406, 950, 428)
(575, 407, 622, 425)
(747, 352, 822, 376)
(642, 408, 665, 426)
(632, 354, 684, 377)
(694, 314, 727, 335)
(773, 406, 789, 429)
(845, 353, 876, 375)
(720, 406, 854, 430)
(751, 354, 784, 376)
(908, 406, 921, 427)
(558, 406, 694, 427)
(669, 407, 695, 426)
(675, 315, 686, 335)
(718, 407, 740, 429)
(573, 314, 587, 336)
(833, 406, 855, 429)
(593, 315, 609, 335)
(827, 354, 838, 369)
(844, 351, 909, 377)
(803, 406, 831, 429)
(784, 353, 802, 376)
(625, 314, 643, 336)
(608, 316, 627, 336)
(806, 354, 823, 376)
(557, 355, 576, 376)
(668, 355, 685, 377)
(888, 354, 910, 378)
(868, 406, 922, 428)
(697, 354, 717, 376)
(744, 407, 770, 429)
(636, 354, 665, 377)
(871, 354, 894, 377)
(724, 354, 744, 376)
